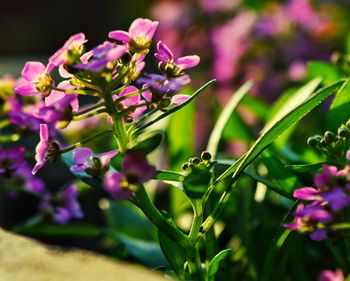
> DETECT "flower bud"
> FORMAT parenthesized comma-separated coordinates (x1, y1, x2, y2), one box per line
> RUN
(324, 131, 336, 144)
(201, 151, 212, 161)
(338, 127, 350, 138)
(307, 137, 318, 147)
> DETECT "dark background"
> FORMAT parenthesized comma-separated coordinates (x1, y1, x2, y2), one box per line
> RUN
(0, 0, 154, 74)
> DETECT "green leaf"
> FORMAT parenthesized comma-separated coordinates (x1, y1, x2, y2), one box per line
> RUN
(129, 130, 164, 154)
(168, 97, 195, 168)
(214, 160, 294, 199)
(327, 79, 350, 131)
(206, 80, 253, 158)
(111, 232, 167, 268)
(207, 249, 231, 281)
(155, 170, 184, 182)
(183, 167, 212, 199)
(138, 79, 215, 131)
(102, 200, 157, 241)
(259, 150, 302, 197)
(265, 78, 321, 130)
(158, 228, 186, 279)
(102, 200, 167, 267)
(285, 162, 324, 173)
(215, 79, 345, 184)
(308, 61, 340, 85)
(260, 202, 297, 281)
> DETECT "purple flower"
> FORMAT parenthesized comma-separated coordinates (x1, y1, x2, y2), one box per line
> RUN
(314, 165, 338, 189)
(109, 18, 158, 53)
(71, 147, 118, 176)
(41, 184, 83, 225)
(283, 204, 332, 241)
(155, 41, 200, 77)
(49, 33, 87, 67)
(138, 73, 190, 107)
(321, 187, 350, 212)
(0, 146, 26, 176)
(32, 124, 60, 175)
(35, 82, 79, 127)
(319, 269, 345, 281)
(103, 150, 156, 199)
(104, 171, 133, 200)
(75, 41, 127, 72)
(16, 165, 46, 194)
(15, 62, 54, 96)
(8, 97, 42, 131)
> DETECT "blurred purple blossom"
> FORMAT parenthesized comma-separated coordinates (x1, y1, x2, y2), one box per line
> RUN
(103, 150, 156, 199)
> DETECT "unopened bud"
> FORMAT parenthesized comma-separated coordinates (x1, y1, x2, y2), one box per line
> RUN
(182, 162, 189, 170)
(307, 137, 318, 147)
(190, 157, 201, 165)
(201, 151, 212, 161)
(338, 127, 350, 138)
(324, 131, 336, 144)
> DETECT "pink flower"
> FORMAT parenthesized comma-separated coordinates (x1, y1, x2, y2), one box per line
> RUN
(109, 18, 158, 53)
(319, 269, 345, 281)
(104, 171, 133, 200)
(32, 124, 60, 175)
(15, 61, 54, 96)
(49, 33, 87, 67)
(155, 41, 200, 76)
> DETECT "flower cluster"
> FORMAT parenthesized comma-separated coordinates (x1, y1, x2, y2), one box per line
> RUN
(284, 152, 350, 240)
(8, 18, 199, 177)
(1, 18, 199, 226)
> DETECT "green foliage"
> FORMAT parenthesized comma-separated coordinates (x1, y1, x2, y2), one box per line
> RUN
(327, 79, 350, 131)
(207, 249, 232, 281)
(216, 79, 345, 183)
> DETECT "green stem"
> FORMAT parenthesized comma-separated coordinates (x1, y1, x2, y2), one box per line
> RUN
(73, 101, 106, 116)
(103, 84, 129, 152)
(60, 129, 113, 154)
(73, 108, 106, 121)
(189, 199, 203, 240)
(186, 246, 205, 281)
(134, 185, 190, 249)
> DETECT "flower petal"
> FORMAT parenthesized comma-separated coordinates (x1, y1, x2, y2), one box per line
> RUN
(175, 55, 200, 69)
(22, 61, 46, 81)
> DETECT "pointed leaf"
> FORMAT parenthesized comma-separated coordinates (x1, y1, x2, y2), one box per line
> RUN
(327, 79, 350, 131)
(207, 249, 231, 281)
(215, 80, 345, 184)
(206, 80, 253, 158)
